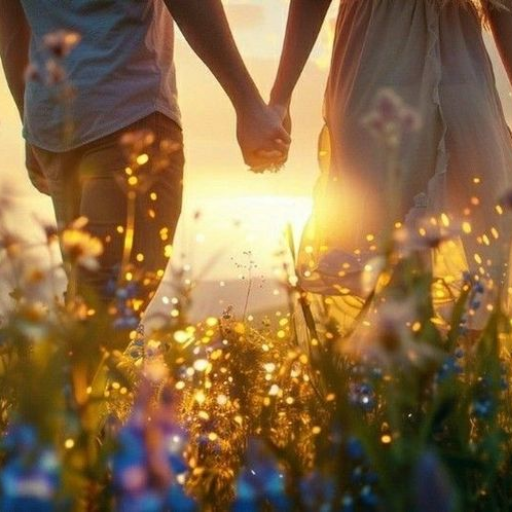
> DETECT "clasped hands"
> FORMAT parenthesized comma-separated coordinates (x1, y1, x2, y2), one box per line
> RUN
(236, 98, 291, 173)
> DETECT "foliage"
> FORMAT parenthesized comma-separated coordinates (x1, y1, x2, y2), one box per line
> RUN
(0, 194, 512, 512)
(1, 88, 512, 512)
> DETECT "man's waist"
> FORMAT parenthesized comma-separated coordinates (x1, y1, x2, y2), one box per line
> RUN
(23, 103, 182, 153)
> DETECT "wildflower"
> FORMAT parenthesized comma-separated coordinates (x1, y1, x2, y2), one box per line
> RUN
(341, 494, 355, 512)
(41, 224, 59, 246)
(112, 385, 170, 512)
(471, 397, 494, 418)
(45, 60, 66, 85)
(143, 346, 169, 385)
(359, 485, 379, 509)
(346, 436, 365, 460)
(120, 129, 156, 156)
(24, 63, 41, 83)
(0, 233, 22, 258)
(156, 387, 197, 511)
(300, 471, 336, 512)
(118, 129, 181, 194)
(0, 425, 60, 512)
(232, 439, 290, 512)
(394, 214, 461, 253)
(349, 382, 375, 411)
(454, 347, 465, 359)
(61, 217, 103, 270)
(112, 379, 197, 512)
(413, 450, 456, 512)
(348, 297, 441, 369)
(113, 308, 140, 332)
(361, 88, 422, 148)
(42, 30, 81, 58)
(436, 355, 463, 383)
(114, 281, 140, 301)
(470, 377, 497, 420)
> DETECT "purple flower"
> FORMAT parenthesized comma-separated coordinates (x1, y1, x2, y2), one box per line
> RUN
(361, 89, 422, 148)
(414, 451, 456, 512)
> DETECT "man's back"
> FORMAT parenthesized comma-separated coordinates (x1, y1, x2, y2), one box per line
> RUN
(21, 0, 180, 151)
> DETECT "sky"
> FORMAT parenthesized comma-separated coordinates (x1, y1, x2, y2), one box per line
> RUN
(0, 0, 511, 296)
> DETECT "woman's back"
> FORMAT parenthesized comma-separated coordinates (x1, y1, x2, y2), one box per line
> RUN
(300, 0, 512, 312)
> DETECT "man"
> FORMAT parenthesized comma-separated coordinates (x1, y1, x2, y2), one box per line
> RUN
(0, 0, 289, 310)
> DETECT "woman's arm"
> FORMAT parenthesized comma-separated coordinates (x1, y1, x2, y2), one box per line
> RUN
(270, 0, 333, 109)
(485, 1, 512, 86)
(0, 0, 30, 119)
(164, 0, 290, 168)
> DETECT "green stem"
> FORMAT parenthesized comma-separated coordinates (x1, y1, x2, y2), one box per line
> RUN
(119, 190, 137, 286)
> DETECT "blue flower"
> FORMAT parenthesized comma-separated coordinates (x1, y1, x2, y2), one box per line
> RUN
(454, 347, 464, 359)
(413, 450, 456, 512)
(0, 426, 60, 512)
(2, 424, 38, 453)
(166, 485, 197, 512)
(300, 471, 335, 512)
(345, 437, 365, 461)
(349, 382, 375, 411)
(436, 356, 462, 382)
(116, 491, 165, 512)
(340, 494, 355, 512)
(471, 397, 494, 419)
(232, 439, 290, 512)
(359, 485, 379, 509)
(474, 282, 485, 294)
(112, 383, 198, 512)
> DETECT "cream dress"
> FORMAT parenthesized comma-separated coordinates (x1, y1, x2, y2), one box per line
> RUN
(299, 0, 512, 326)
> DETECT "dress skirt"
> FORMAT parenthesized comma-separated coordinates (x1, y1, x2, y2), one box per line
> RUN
(299, 0, 512, 321)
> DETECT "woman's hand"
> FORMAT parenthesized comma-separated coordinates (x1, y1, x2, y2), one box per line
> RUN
(269, 101, 292, 140)
(247, 100, 293, 173)
(236, 100, 291, 171)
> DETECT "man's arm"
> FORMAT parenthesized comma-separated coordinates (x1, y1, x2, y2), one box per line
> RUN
(270, 0, 332, 111)
(0, 3, 47, 194)
(163, 0, 290, 167)
(486, 1, 512, 87)
(0, 0, 30, 119)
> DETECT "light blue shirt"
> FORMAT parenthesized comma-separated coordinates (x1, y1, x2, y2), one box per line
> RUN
(20, 0, 181, 152)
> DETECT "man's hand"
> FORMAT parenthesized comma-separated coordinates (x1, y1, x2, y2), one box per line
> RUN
(25, 143, 50, 195)
(236, 101, 291, 171)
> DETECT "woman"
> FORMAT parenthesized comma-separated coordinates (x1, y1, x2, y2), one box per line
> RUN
(271, 0, 512, 327)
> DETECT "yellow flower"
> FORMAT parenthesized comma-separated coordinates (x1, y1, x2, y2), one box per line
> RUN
(61, 218, 103, 270)
(43, 30, 81, 58)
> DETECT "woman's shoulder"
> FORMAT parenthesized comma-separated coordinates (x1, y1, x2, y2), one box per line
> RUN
(339, 0, 510, 24)
(339, 0, 509, 7)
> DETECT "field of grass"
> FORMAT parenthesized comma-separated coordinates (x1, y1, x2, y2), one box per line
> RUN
(2, 87, 512, 512)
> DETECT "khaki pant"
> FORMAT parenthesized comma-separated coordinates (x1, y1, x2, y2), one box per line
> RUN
(30, 112, 184, 308)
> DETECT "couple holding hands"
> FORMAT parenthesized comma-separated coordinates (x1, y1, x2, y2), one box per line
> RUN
(2, 0, 512, 327)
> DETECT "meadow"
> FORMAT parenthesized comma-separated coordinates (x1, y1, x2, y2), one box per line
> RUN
(2, 14, 512, 512)
(2, 92, 512, 512)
